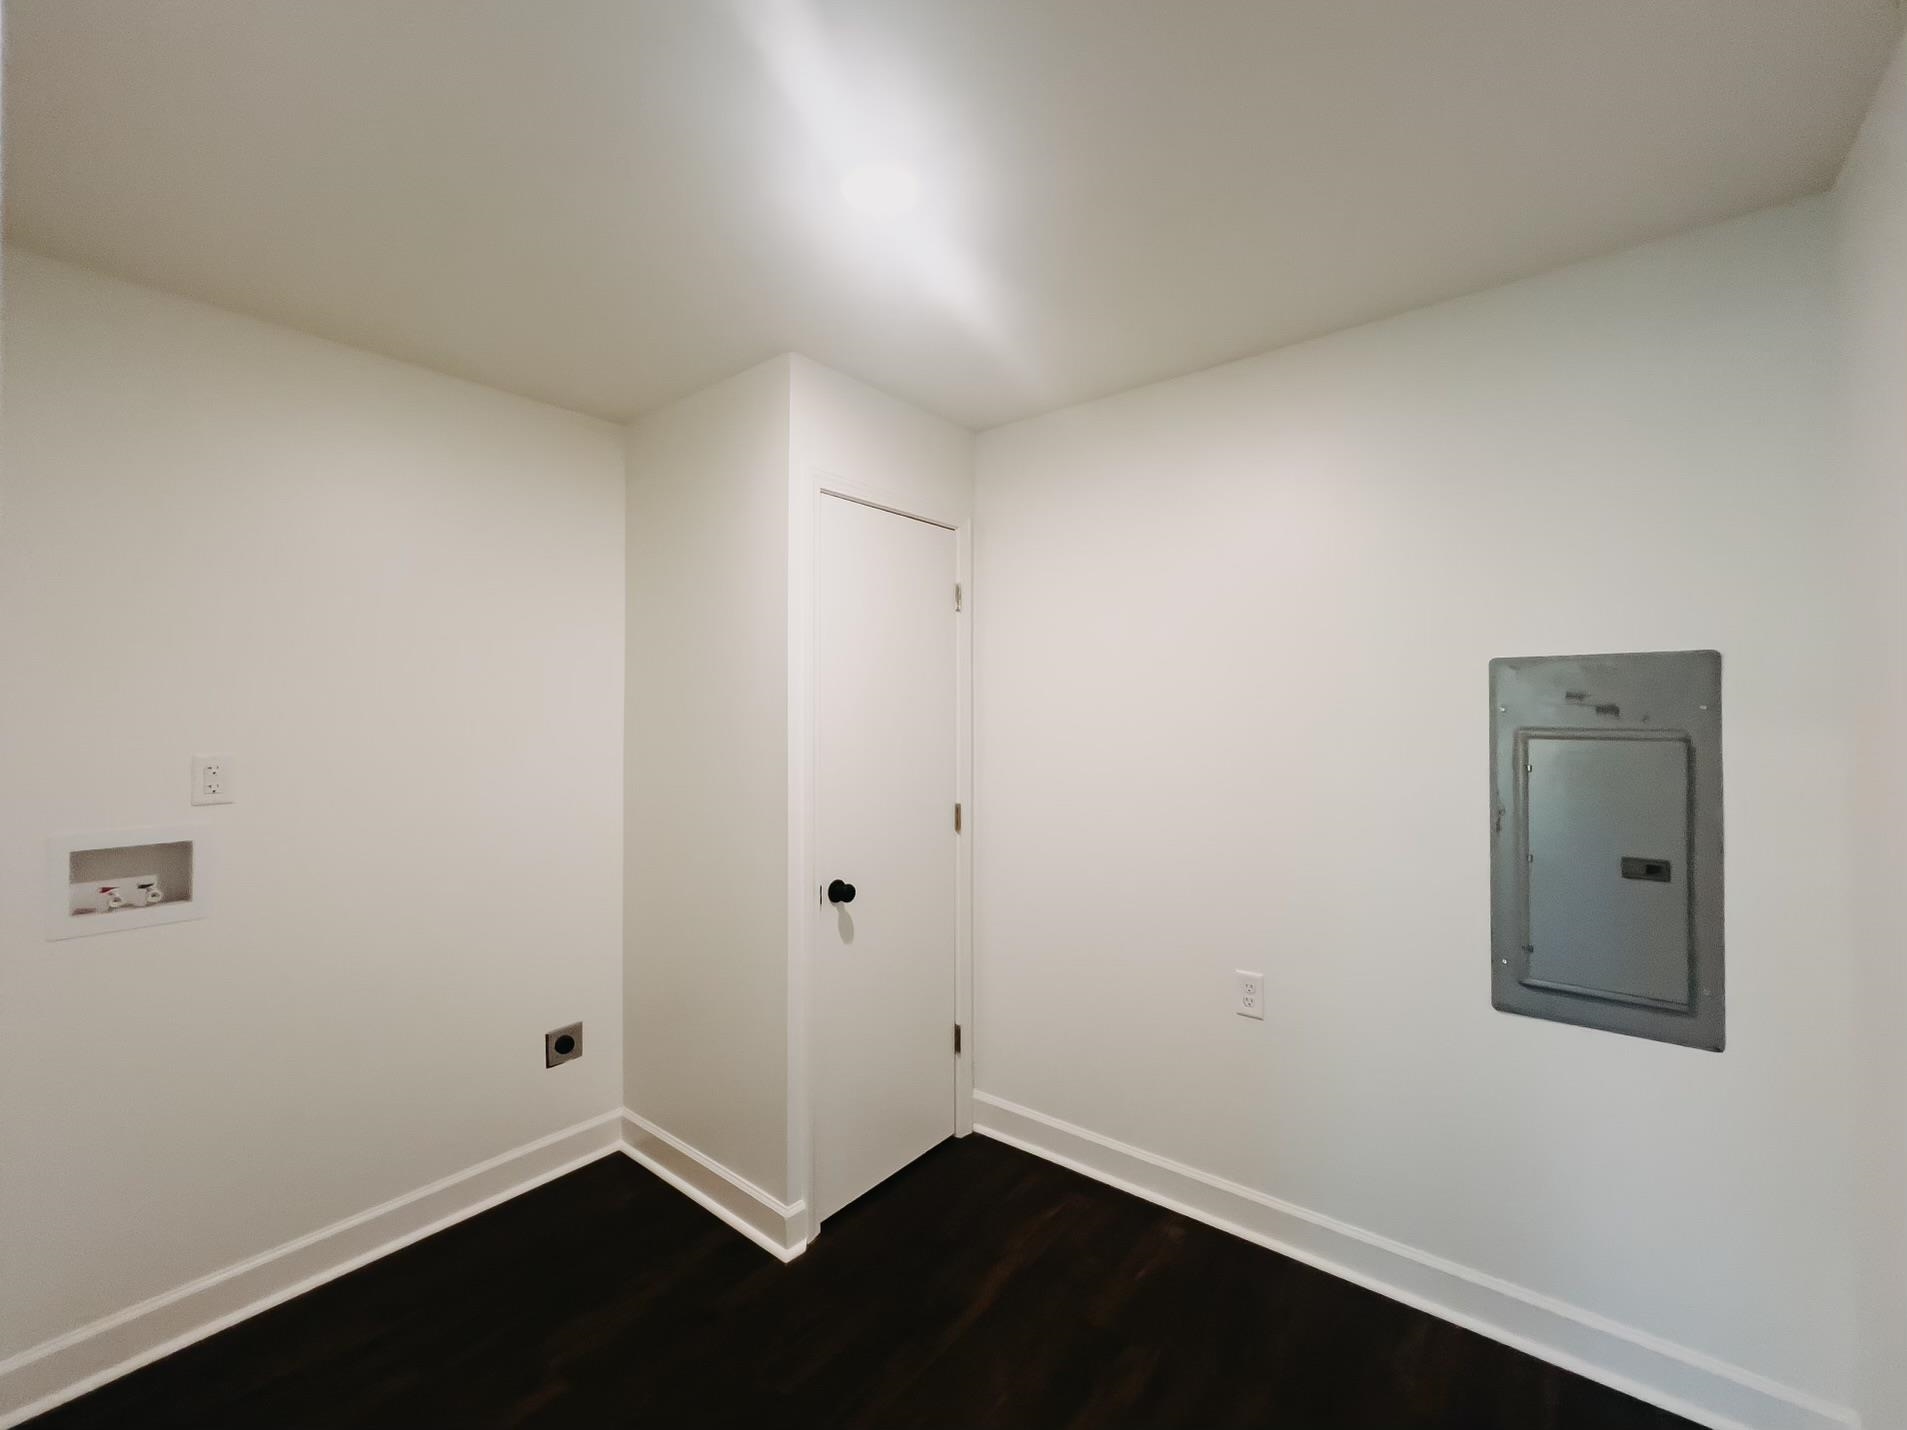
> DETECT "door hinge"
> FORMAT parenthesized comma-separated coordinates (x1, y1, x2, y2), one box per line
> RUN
(954, 801, 962, 833)
(954, 582, 963, 612)
(954, 1023, 962, 1055)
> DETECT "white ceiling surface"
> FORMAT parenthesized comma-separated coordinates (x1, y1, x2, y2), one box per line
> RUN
(5, 1, 1900, 430)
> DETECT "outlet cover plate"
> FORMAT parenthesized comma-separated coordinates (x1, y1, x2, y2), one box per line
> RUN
(191, 754, 235, 806)
(1235, 970, 1265, 1020)
(545, 1022, 583, 1068)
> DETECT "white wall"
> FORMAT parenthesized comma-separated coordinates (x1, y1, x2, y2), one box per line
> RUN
(1834, 31, 1907, 1430)
(974, 199, 1855, 1411)
(0, 250, 626, 1361)
(789, 355, 974, 526)
(624, 356, 794, 1201)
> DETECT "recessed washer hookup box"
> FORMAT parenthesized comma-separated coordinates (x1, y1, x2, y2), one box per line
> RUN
(47, 827, 210, 940)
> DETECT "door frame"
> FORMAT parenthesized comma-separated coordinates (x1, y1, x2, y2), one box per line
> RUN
(788, 465, 973, 1244)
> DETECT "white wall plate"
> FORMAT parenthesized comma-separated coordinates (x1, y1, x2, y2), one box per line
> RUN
(46, 824, 214, 940)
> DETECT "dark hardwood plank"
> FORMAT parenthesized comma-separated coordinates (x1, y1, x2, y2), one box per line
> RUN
(30, 1135, 1695, 1428)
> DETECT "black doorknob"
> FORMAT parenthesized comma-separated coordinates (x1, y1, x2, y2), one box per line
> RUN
(827, 879, 856, 905)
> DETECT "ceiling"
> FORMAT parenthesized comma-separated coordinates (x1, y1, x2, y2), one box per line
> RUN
(4, 1, 1900, 429)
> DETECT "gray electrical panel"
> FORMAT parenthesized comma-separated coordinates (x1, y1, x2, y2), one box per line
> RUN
(1490, 650, 1723, 1050)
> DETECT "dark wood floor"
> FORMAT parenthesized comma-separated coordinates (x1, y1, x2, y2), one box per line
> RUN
(33, 1134, 1695, 1428)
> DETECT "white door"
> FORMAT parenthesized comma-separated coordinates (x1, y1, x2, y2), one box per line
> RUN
(813, 494, 958, 1223)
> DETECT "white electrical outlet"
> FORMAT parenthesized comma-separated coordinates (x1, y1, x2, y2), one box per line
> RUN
(191, 755, 235, 806)
(1235, 970, 1265, 1020)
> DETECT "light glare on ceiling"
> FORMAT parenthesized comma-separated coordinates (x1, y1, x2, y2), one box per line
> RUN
(840, 162, 921, 219)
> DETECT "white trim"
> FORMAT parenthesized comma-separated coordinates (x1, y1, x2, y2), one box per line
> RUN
(619, 1110, 807, 1261)
(0, 1104, 821, 1426)
(786, 458, 819, 1241)
(952, 520, 974, 1137)
(619, 1109, 802, 1220)
(0, 1110, 625, 1429)
(7, 1089, 1824, 1430)
(972, 1091, 1858, 1430)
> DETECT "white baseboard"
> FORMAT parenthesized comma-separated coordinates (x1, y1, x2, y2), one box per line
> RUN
(619, 1109, 807, 1261)
(0, 1104, 805, 1427)
(972, 1091, 1857, 1430)
(11, 1091, 1832, 1430)
(0, 1110, 625, 1429)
